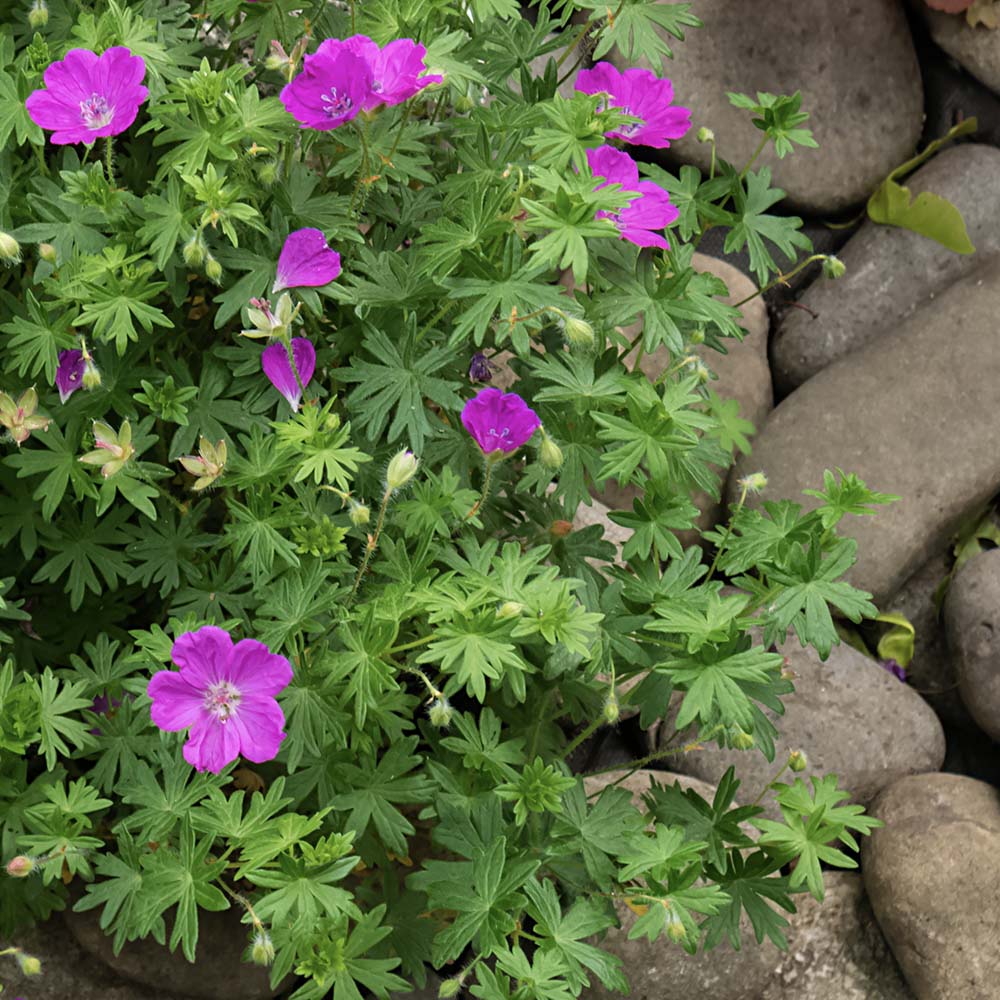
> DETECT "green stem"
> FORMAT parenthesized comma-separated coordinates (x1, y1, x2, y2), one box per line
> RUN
(105, 136, 115, 188)
(582, 735, 712, 789)
(750, 761, 789, 808)
(705, 481, 750, 583)
(384, 103, 413, 167)
(350, 120, 372, 215)
(732, 254, 827, 308)
(554, 21, 592, 69)
(283, 336, 309, 409)
(739, 134, 769, 179)
(466, 459, 496, 521)
(708, 137, 717, 180)
(349, 485, 393, 603)
(387, 634, 435, 655)
(561, 715, 605, 761)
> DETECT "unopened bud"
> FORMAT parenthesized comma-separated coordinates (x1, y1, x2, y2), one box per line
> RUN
(17, 951, 42, 976)
(0, 231, 22, 265)
(427, 697, 453, 729)
(38, 242, 57, 265)
(665, 915, 687, 943)
(348, 500, 370, 527)
(386, 449, 419, 490)
(455, 95, 475, 113)
(82, 356, 101, 390)
(732, 729, 754, 750)
(439, 978, 463, 999)
(258, 160, 280, 187)
(689, 359, 710, 383)
(822, 255, 846, 280)
(250, 932, 275, 966)
(561, 314, 595, 348)
(5, 855, 35, 878)
(688, 327, 705, 345)
(28, 0, 48, 28)
(496, 601, 524, 619)
(737, 471, 768, 495)
(204, 253, 222, 283)
(539, 435, 563, 470)
(788, 749, 808, 772)
(550, 519, 572, 538)
(697, 126, 715, 143)
(182, 234, 206, 268)
(603, 691, 620, 725)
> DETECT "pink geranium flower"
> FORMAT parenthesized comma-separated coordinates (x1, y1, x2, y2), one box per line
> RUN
(342, 35, 442, 109)
(461, 388, 540, 456)
(575, 62, 690, 149)
(56, 349, 85, 403)
(262, 337, 316, 412)
(274, 228, 342, 293)
(26, 47, 148, 145)
(147, 626, 293, 774)
(587, 145, 678, 250)
(280, 39, 372, 130)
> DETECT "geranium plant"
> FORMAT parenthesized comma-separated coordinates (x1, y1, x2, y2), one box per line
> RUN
(0, 0, 893, 997)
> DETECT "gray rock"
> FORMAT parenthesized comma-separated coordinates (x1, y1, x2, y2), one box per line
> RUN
(611, 0, 923, 213)
(920, 6, 1000, 96)
(944, 548, 1000, 741)
(771, 144, 1000, 393)
(730, 258, 1000, 604)
(6, 914, 197, 1000)
(64, 898, 286, 1000)
(572, 496, 632, 566)
(582, 767, 718, 808)
(585, 900, 780, 1000)
(657, 637, 945, 820)
(885, 550, 969, 728)
(762, 872, 914, 1000)
(863, 773, 1000, 1000)
(598, 252, 772, 538)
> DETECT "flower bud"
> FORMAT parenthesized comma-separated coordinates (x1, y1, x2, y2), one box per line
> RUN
(439, 978, 463, 999)
(386, 449, 419, 490)
(689, 359, 710, 383)
(603, 691, 620, 725)
(737, 471, 768, 496)
(38, 242, 57, 265)
(258, 160, 280, 187)
(696, 126, 715, 143)
(205, 253, 222, 283)
(0, 231, 22, 265)
(539, 435, 563, 470)
(550, 519, 572, 538)
(348, 500, 370, 527)
(28, 0, 48, 29)
(182, 234, 206, 268)
(561, 314, 595, 348)
(496, 601, 523, 619)
(427, 697, 453, 729)
(688, 327, 705, 345)
(17, 951, 42, 976)
(5, 855, 35, 878)
(665, 915, 687, 943)
(82, 356, 102, 391)
(732, 729, 754, 750)
(822, 255, 846, 280)
(250, 932, 275, 966)
(454, 95, 474, 113)
(788, 749, 808, 772)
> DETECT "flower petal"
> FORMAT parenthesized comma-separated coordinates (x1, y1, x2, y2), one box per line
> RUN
(274, 228, 342, 292)
(182, 717, 240, 773)
(262, 338, 316, 412)
(171, 626, 234, 690)
(231, 696, 287, 763)
(147, 671, 205, 732)
(55, 349, 85, 403)
(228, 638, 294, 696)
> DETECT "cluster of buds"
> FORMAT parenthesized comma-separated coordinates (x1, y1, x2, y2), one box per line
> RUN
(179, 437, 227, 491)
(79, 420, 134, 478)
(241, 294, 301, 341)
(0, 388, 50, 446)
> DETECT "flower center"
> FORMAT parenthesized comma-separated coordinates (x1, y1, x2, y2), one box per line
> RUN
(372, 80, 383, 93)
(321, 89, 353, 118)
(79, 93, 114, 130)
(203, 680, 242, 722)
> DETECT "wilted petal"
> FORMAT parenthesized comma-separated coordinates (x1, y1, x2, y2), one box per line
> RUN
(56, 349, 85, 403)
(273, 229, 342, 292)
(262, 338, 316, 412)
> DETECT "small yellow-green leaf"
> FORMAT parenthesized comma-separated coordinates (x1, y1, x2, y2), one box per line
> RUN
(875, 611, 915, 668)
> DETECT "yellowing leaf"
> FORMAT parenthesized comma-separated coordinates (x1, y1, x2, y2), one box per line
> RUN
(875, 611, 916, 668)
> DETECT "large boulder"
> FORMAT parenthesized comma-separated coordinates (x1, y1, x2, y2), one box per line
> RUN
(863, 773, 1000, 999)
(762, 872, 914, 1000)
(612, 0, 923, 213)
(729, 257, 1000, 604)
(919, 5, 1000, 96)
(655, 637, 945, 820)
(771, 144, 1000, 394)
(943, 548, 1000, 741)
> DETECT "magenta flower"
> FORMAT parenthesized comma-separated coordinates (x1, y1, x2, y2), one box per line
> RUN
(147, 626, 292, 774)
(587, 145, 678, 250)
(280, 39, 372, 130)
(262, 338, 316, 412)
(274, 228, 342, 293)
(461, 388, 540, 456)
(56, 349, 85, 403)
(26, 47, 148, 145)
(575, 62, 690, 149)
(342, 35, 442, 109)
